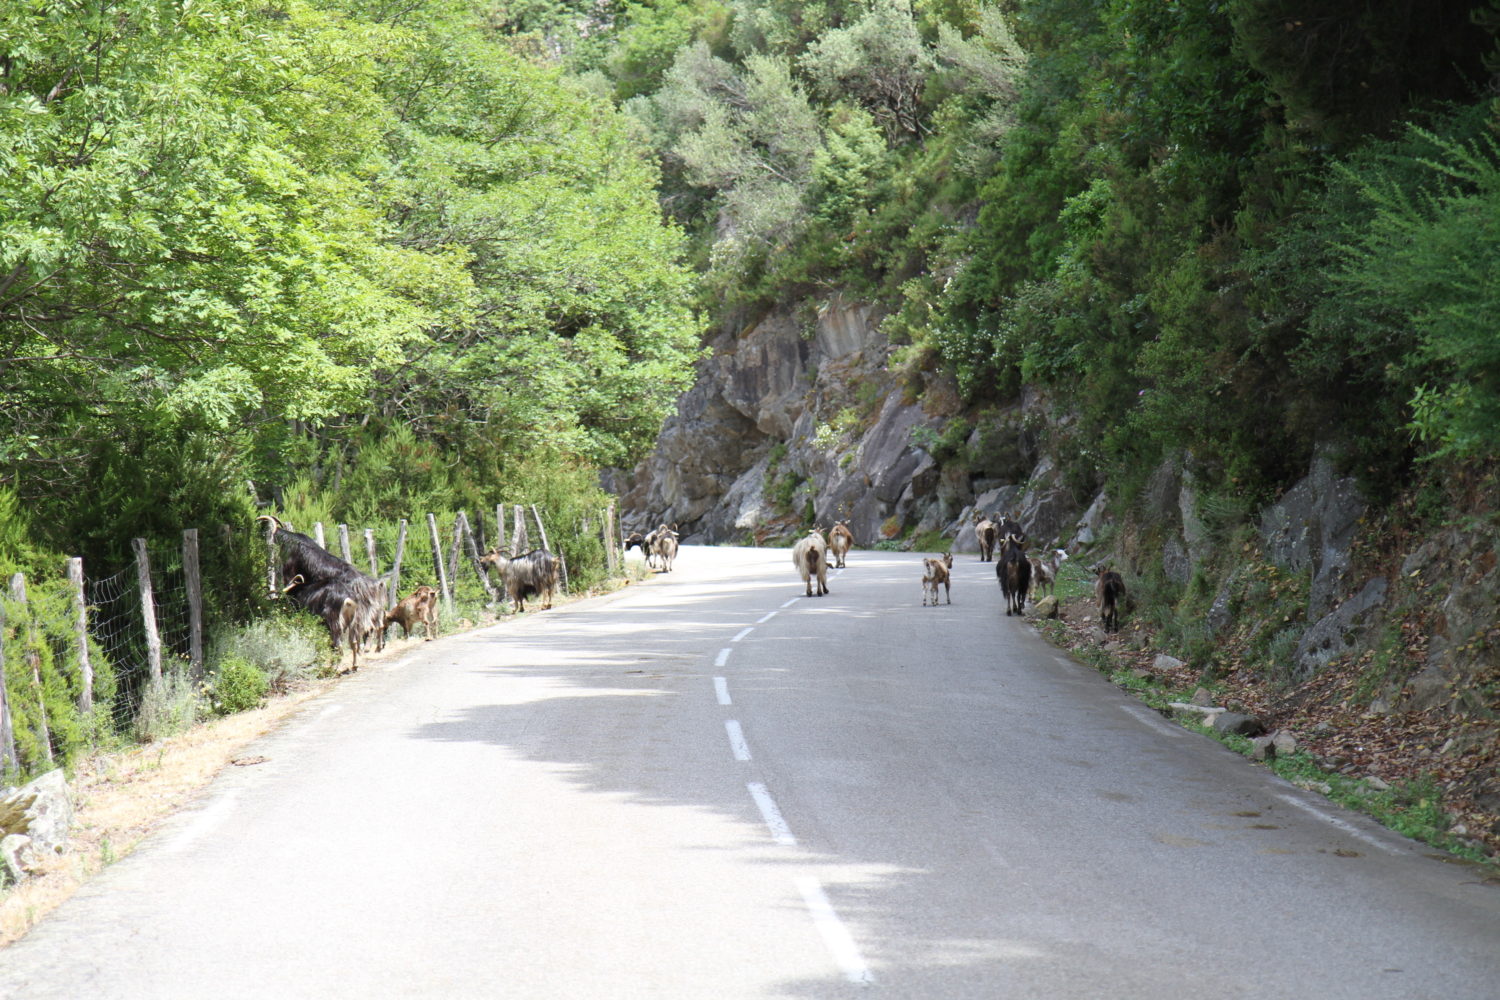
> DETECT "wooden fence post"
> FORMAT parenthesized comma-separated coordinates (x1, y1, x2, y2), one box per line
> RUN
(428, 514, 453, 615)
(265, 518, 279, 597)
(313, 522, 326, 550)
(338, 524, 353, 564)
(132, 538, 164, 684)
(446, 516, 463, 601)
(183, 529, 204, 682)
(457, 512, 497, 601)
(365, 528, 379, 578)
(604, 502, 619, 574)
(67, 557, 93, 713)
(531, 505, 568, 594)
(389, 519, 408, 609)
(9, 573, 53, 766)
(494, 504, 507, 557)
(0, 593, 20, 775)
(512, 505, 528, 556)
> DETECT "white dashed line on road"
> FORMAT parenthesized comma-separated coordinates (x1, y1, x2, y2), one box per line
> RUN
(725, 720, 752, 761)
(747, 782, 797, 846)
(795, 877, 875, 985)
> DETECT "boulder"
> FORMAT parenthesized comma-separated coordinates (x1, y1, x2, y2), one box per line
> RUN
(1032, 595, 1059, 619)
(0, 769, 74, 877)
(1154, 654, 1187, 673)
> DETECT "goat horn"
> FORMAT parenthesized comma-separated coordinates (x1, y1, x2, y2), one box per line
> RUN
(279, 573, 304, 596)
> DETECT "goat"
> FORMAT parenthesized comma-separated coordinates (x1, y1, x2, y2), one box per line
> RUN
(1096, 566, 1126, 633)
(623, 531, 651, 565)
(973, 511, 998, 562)
(385, 585, 439, 642)
(1029, 548, 1068, 600)
(792, 529, 829, 597)
(479, 548, 561, 613)
(996, 532, 1031, 616)
(996, 512, 1027, 548)
(259, 515, 386, 671)
(650, 523, 679, 572)
(829, 520, 853, 568)
(922, 553, 954, 606)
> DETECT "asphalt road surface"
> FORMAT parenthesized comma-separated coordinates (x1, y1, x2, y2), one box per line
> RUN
(3, 545, 1498, 999)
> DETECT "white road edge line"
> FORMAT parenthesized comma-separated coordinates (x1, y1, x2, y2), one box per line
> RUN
(726, 720, 753, 761)
(747, 782, 797, 846)
(757, 611, 778, 624)
(714, 677, 732, 705)
(795, 877, 876, 985)
(1274, 792, 1394, 852)
(161, 790, 240, 856)
(715, 648, 732, 667)
(732, 627, 754, 642)
(781, 598, 799, 608)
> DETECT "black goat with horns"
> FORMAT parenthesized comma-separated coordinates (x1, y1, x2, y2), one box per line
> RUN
(259, 515, 387, 671)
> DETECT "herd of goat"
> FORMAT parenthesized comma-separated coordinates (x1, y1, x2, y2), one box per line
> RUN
(792, 512, 1126, 630)
(260, 508, 1125, 671)
(259, 514, 563, 672)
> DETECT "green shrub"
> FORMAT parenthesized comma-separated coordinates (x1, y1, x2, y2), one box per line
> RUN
(133, 663, 201, 743)
(209, 616, 326, 691)
(209, 656, 269, 716)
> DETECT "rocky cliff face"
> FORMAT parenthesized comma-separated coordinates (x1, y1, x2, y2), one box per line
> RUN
(614, 296, 946, 545)
(611, 292, 1098, 552)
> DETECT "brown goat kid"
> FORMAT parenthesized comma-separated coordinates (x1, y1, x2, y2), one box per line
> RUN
(1096, 567, 1126, 633)
(386, 585, 439, 642)
(922, 553, 954, 606)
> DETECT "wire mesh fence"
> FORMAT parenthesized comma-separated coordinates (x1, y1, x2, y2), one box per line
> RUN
(0, 501, 621, 783)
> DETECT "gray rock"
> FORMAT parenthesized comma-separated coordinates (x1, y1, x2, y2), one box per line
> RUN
(1032, 595, 1059, 619)
(1271, 731, 1298, 756)
(1073, 491, 1109, 549)
(1154, 654, 1186, 673)
(1291, 577, 1388, 682)
(1179, 469, 1212, 571)
(1, 833, 31, 884)
(1169, 702, 1225, 724)
(0, 769, 74, 876)
(1189, 687, 1214, 707)
(1259, 445, 1367, 619)
(1210, 712, 1266, 737)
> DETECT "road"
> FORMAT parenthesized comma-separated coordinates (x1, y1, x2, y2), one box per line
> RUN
(2, 545, 1497, 999)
